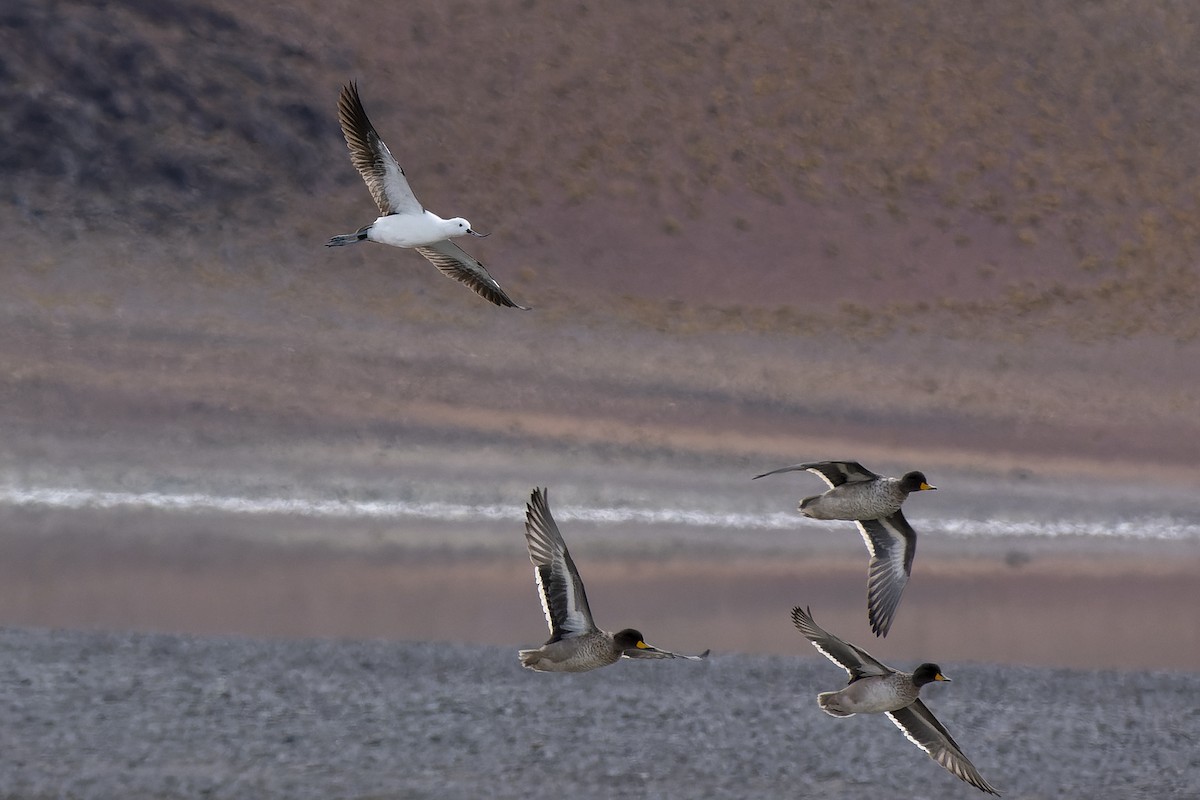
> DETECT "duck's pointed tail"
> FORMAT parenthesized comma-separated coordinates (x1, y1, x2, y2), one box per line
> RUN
(817, 692, 855, 717)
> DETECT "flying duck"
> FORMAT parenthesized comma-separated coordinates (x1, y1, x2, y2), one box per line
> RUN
(519, 487, 709, 672)
(754, 460, 936, 637)
(791, 606, 1000, 795)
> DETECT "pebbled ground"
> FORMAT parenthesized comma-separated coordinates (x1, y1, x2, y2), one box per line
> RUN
(0, 627, 1195, 799)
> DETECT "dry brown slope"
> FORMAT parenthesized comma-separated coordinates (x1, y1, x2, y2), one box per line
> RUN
(4, 0, 1200, 334)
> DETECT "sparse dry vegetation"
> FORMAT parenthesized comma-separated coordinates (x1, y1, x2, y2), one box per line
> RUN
(4, 0, 1200, 338)
(3, 0, 1200, 476)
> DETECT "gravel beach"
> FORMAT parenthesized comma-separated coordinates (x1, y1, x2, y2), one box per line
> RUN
(0, 626, 1195, 799)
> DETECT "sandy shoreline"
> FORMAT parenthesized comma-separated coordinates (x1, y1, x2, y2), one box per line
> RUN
(4, 259, 1200, 681)
(3, 280, 1200, 677)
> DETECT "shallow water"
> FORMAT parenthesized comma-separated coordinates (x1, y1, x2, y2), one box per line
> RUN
(2, 449, 1197, 673)
(4, 458, 1200, 546)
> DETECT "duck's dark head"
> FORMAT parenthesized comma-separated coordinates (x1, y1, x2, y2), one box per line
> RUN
(613, 628, 650, 651)
(900, 471, 936, 494)
(912, 662, 950, 687)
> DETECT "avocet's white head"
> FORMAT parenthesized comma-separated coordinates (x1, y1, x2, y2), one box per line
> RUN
(445, 217, 490, 238)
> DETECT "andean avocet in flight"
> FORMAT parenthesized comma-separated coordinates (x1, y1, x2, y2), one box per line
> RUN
(326, 82, 528, 309)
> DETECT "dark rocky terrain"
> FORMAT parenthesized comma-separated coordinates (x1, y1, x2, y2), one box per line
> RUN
(2, 0, 332, 229)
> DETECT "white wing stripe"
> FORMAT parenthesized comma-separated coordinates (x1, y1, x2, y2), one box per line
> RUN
(533, 566, 554, 634)
(887, 711, 932, 753)
(855, 521, 879, 558)
(805, 467, 839, 490)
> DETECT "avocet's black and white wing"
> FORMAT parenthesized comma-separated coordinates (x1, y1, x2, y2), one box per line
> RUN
(336, 82, 422, 217)
(414, 240, 528, 309)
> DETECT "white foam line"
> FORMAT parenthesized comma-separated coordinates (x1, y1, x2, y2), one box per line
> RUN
(1, 485, 1196, 541)
(2, 486, 518, 523)
(0, 485, 800, 529)
(932, 516, 1200, 541)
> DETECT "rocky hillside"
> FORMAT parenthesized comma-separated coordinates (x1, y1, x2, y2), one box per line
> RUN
(3, 0, 1199, 336)
(1, 0, 337, 230)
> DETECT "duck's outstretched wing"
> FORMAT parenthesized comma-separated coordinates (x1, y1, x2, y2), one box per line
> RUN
(790, 606, 891, 681)
(888, 700, 1001, 795)
(524, 488, 596, 642)
(754, 460, 879, 488)
(855, 511, 917, 637)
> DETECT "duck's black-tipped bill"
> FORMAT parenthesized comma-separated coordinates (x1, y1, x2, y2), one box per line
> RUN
(624, 642, 710, 661)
